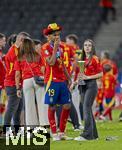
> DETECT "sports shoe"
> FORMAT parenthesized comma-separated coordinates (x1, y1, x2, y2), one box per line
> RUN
(119, 117, 122, 122)
(74, 128, 81, 132)
(74, 136, 87, 141)
(52, 133, 61, 141)
(99, 115, 106, 121)
(59, 132, 73, 140)
(74, 125, 84, 131)
(79, 125, 84, 130)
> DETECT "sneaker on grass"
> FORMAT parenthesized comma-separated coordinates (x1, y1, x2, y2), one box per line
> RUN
(59, 132, 73, 140)
(52, 133, 61, 141)
(74, 136, 87, 141)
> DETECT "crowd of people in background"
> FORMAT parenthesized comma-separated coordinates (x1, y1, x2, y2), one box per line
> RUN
(0, 22, 121, 141)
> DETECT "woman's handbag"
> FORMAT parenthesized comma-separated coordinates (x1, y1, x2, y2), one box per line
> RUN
(33, 76, 44, 86)
(26, 60, 44, 86)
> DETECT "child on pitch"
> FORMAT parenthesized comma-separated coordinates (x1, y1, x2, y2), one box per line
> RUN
(99, 64, 116, 121)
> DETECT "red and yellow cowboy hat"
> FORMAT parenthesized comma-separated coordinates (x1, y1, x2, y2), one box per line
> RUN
(43, 23, 62, 35)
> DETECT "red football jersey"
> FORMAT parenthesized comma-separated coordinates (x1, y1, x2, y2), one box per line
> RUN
(4, 45, 19, 87)
(41, 42, 66, 83)
(0, 59, 6, 89)
(65, 44, 80, 81)
(100, 0, 113, 7)
(102, 72, 116, 98)
(84, 55, 103, 76)
(67, 44, 80, 53)
(60, 42, 75, 75)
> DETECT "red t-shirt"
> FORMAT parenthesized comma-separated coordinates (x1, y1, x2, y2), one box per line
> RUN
(100, 0, 113, 8)
(4, 45, 19, 87)
(41, 42, 67, 83)
(65, 44, 80, 81)
(0, 59, 6, 89)
(84, 55, 102, 76)
(14, 58, 44, 80)
(102, 72, 116, 98)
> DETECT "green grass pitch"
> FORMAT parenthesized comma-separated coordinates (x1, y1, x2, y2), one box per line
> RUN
(51, 109, 122, 150)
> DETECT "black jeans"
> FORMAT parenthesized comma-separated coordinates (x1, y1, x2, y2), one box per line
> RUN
(3, 86, 23, 132)
(79, 79, 98, 140)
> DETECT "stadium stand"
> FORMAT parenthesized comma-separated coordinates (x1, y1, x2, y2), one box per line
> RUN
(0, 0, 102, 45)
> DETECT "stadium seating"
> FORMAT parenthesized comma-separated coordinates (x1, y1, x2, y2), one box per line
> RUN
(0, 0, 102, 45)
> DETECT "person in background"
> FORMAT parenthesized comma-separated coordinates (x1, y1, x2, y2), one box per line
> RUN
(0, 33, 6, 125)
(0, 33, 6, 97)
(99, 64, 116, 121)
(0, 33, 6, 68)
(74, 39, 103, 141)
(33, 39, 42, 54)
(0, 33, 6, 57)
(3, 32, 30, 134)
(65, 34, 80, 52)
(101, 50, 118, 79)
(7, 34, 17, 47)
(100, 0, 116, 23)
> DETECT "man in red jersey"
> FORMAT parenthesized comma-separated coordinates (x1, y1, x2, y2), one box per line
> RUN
(100, 0, 116, 23)
(0, 33, 6, 93)
(2, 32, 30, 134)
(65, 34, 80, 52)
(0, 33, 6, 124)
(42, 23, 72, 141)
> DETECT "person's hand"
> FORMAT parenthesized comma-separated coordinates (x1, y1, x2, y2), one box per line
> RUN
(69, 81, 78, 92)
(68, 79, 72, 87)
(78, 73, 90, 80)
(54, 37, 60, 48)
(17, 89, 22, 98)
(70, 83, 74, 92)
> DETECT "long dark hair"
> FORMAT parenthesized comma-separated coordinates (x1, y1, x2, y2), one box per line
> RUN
(81, 39, 96, 67)
(18, 37, 40, 62)
(7, 34, 17, 47)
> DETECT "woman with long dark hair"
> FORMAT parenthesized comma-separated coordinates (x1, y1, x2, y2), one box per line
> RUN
(15, 37, 48, 126)
(74, 39, 103, 141)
